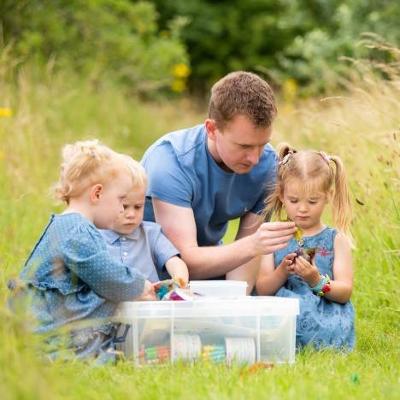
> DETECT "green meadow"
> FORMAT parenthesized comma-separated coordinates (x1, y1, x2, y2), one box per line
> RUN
(0, 58, 399, 399)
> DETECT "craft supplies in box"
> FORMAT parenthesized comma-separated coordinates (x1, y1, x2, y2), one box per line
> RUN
(189, 280, 248, 297)
(115, 296, 299, 365)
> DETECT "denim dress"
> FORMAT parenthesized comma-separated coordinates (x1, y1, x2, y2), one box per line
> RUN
(274, 227, 355, 350)
(18, 213, 146, 359)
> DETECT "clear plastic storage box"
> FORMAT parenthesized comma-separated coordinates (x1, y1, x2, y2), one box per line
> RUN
(115, 297, 299, 365)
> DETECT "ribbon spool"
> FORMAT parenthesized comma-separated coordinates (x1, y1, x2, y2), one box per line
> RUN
(225, 337, 256, 365)
(139, 345, 170, 364)
(172, 334, 202, 362)
(201, 344, 226, 363)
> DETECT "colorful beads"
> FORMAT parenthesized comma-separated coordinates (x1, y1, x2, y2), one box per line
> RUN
(310, 274, 331, 296)
(138, 336, 256, 365)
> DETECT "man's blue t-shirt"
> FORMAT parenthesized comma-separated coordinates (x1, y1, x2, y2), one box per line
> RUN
(141, 124, 278, 246)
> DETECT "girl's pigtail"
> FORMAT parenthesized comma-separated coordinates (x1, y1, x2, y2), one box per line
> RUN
(330, 155, 354, 245)
(263, 143, 297, 221)
(278, 143, 296, 161)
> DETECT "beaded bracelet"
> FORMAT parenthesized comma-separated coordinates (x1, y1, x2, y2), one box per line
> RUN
(310, 274, 331, 296)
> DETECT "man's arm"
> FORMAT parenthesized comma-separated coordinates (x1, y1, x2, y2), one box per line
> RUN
(225, 212, 263, 293)
(153, 198, 296, 279)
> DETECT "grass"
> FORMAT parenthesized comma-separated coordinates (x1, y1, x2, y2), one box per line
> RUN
(0, 56, 399, 399)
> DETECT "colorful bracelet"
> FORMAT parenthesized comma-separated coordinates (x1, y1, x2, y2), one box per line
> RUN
(310, 274, 331, 296)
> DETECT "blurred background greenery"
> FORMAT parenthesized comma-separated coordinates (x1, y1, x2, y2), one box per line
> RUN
(1, 2, 399, 399)
(1, 0, 400, 98)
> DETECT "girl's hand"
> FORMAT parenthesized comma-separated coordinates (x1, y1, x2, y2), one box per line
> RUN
(135, 280, 157, 301)
(278, 253, 298, 275)
(292, 256, 320, 287)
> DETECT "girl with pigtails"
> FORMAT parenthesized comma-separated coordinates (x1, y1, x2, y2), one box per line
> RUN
(256, 144, 355, 350)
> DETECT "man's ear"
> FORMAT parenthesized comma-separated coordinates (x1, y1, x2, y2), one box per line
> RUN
(205, 118, 218, 141)
(90, 184, 103, 203)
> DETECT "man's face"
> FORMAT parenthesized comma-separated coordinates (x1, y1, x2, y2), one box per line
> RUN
(112, 185, 146, 235)
(207, 115, 272, 174)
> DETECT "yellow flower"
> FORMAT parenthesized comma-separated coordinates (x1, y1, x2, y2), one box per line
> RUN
(172, 63, 190, 79)
(170, 79, 186, 93)
(0, 107, 13, 117)
(282, 79, 298, 103)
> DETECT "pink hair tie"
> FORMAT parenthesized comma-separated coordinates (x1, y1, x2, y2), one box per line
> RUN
(279, 153, 292, 166)
(319, 151, 330, 164)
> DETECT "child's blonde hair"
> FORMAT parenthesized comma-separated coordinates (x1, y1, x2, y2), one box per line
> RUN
(54, 140, 146, 204)
(120, 154, 147, 189)
(265, 143, 353, 241)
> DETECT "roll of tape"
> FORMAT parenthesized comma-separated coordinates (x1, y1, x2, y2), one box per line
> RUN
(225, 337, 256, 365)
(172, 334, 202, 362)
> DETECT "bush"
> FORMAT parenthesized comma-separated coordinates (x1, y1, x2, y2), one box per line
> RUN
(151, 0, 400, 95)
(0, 0, 189, 95)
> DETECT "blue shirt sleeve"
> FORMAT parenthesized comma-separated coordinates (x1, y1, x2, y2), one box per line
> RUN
(146, 223, 180, 272)
(142, 143, 193, 208)
(61, 225, 145, 302)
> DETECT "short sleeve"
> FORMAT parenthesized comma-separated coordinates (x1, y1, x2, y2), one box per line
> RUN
(146, 224, 180, 272)
(61, 225, 145, 302)
(142, 143, 193, 208)
(251, 151, 278, 216)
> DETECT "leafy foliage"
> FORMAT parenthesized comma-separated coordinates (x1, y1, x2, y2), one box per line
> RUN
(151, 0, 400, 94)
(0, 0, 189, 95)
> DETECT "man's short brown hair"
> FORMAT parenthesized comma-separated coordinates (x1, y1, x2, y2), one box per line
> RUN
(208, 71, 277, 129)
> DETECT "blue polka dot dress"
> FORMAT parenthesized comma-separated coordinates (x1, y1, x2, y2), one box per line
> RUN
(18, 213, 146, 359)
(274, 227, 355, 350)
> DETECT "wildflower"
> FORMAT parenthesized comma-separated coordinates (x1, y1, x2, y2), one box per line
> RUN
(0, 107, 13, 117)
(172, 63, 190, 79)
(282, 79, 298, 103)
(171, 79, 186, 93)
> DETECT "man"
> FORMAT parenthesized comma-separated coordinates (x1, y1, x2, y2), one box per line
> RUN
(141, 71, 295, 291)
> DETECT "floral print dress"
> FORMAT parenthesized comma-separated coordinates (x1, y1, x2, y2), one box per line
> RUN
(274, 227, 355, 350)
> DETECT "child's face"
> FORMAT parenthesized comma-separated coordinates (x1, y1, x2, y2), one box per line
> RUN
(92, 172, 133, 229)
(112, 185, 146, 235)
(281, 178, 328, 231)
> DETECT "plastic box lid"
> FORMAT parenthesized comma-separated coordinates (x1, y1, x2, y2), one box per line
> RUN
(116, 297, 299, 320)
(189, 280, 248, 297)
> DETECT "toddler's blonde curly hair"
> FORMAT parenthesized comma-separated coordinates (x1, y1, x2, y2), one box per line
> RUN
(54, 140, 147, 204)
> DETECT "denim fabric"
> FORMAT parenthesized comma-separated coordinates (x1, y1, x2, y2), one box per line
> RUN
(274, 227, 355, 350)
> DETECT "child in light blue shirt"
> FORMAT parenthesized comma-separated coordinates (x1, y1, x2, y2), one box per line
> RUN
(101, 159, 189, 286)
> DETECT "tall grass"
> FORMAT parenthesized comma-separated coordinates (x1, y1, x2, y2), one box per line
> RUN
(0, 48, 399, 399)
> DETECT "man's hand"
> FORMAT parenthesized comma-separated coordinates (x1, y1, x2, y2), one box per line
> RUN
(251, 222, 296, 256)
